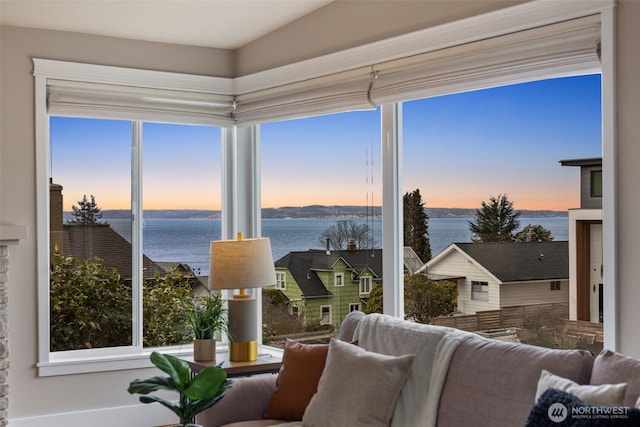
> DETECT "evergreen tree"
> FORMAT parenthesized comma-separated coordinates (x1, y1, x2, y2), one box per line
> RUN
(468, 194, 520, 242)
(403, 189, 432, 262)
(515, 224, 554, 242)
(69, 194, 105, 225)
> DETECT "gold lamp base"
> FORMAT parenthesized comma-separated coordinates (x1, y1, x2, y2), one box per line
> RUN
(230, 340, 258, 362)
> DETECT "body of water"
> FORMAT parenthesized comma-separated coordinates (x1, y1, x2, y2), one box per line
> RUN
(108, 217, 568, 276)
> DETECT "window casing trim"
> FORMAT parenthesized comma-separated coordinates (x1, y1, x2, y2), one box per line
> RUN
(334, 272, 344, 287)
(276, 271, 287, 290)
(320, 305, 332, 325)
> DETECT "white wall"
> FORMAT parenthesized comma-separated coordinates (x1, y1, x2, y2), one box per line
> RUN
(614, 0, 640, 357)
(428, 250, 500, 314)
(500, 281, 569, 307)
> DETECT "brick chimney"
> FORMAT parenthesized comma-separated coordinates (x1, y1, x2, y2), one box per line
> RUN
(347, 239, 357, 252)
(49, 178, 64, 255)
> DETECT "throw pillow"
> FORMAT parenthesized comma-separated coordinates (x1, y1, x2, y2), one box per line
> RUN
(302, 338, 415, 427)
(535, 369, 627, 407)
(263, 339, 329, 421)
(591, 349, 640, 407)
(527, 388, 640, 427)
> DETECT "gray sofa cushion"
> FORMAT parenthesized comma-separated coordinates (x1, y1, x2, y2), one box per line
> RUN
(436, 337, 594, 427)
(197, 375, 278, 427)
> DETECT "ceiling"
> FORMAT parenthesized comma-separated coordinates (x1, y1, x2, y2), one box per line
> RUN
(0, 0, 334, 49)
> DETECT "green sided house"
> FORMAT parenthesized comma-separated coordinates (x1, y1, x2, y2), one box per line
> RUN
(272, 245, 422, 329)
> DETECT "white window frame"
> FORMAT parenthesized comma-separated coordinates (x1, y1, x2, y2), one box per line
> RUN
(33, 0, 618, 375)
(320, 305, 332, 325)
(359, 276, 373, 296)
(471, 281, 489, 302)
(276, 271, 287, 290)
(334, 272, 344, 287)
(550, 280, 562, 291)
(349, 303, 361, 312)
(34, 60, 232, 376)
(290, 305, 300, 317)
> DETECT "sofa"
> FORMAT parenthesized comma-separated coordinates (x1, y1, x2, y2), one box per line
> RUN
(198, 311, 640, 427)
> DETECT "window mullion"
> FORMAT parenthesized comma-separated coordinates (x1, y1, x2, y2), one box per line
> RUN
(131, 121, 143, 349)
(381, 103, 404, 318)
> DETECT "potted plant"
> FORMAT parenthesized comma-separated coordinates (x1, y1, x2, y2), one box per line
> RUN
(128, 351, 232, 427)
(189, 291, 228, 362)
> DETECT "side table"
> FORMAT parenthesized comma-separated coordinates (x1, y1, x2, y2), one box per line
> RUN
(184, 345, 282, 378)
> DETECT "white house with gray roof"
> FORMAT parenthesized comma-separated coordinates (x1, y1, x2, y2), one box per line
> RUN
(419, 242, 569, 315)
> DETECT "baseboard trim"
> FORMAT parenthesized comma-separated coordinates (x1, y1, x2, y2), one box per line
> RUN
(10, 402, 174, 427)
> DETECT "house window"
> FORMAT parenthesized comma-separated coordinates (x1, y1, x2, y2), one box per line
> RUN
(334, 273, 344, 287)
(550, 281, 562, 291)
(471, 281, 489, 302)
(349, 303, 361, 312)
(290, 305, 300, 316)
(276, 272, 286, 290)
(359, 276, 372, 296)
(36, 59, 229, 375)
(591, 170, 603, 197)
(49, 117, 221, 353)
(320, 305, 332, 325)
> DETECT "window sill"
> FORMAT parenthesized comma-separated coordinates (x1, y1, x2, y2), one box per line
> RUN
(37, 344, 228, 377)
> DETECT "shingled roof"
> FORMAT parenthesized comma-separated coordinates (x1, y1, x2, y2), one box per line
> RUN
(275, 248, 383, 298)
(451, 241, 569, 283)
(63, 224, 165, 280)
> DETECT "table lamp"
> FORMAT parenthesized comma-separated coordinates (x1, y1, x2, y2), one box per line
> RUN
(209, 233, 276, 362)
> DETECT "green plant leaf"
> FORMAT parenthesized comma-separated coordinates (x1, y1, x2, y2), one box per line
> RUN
(183, 366, 228, 400)
(149, 352, 190, 390)
(127, 375, 173, 394)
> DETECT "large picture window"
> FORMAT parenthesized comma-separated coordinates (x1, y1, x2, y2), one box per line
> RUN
(49, 117, 221, 353)
(34, 1, 615, 374)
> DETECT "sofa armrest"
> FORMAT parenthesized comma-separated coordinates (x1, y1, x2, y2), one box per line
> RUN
(197, 374, 278, 427)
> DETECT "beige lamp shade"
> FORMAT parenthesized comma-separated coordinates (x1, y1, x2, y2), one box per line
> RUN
(209, 237, 276, 290)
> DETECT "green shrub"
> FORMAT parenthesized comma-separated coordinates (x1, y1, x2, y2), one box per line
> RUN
(50, 252, 131, 350)
(50, 251, 195, 351)
(143, 269, 195, 347)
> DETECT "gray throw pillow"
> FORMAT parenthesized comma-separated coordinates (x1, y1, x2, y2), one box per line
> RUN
(302, 338, 414, 427)
(535, 369, 627, 406)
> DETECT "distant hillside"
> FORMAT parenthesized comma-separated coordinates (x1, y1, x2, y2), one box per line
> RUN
(88, 205, 567, 220)
(89, 210, 221, 220)
(426, 208, 568, 218)
(262, 205, 381, 219)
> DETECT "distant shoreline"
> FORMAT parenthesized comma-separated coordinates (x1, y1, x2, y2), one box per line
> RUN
(73, 205, 568, 220)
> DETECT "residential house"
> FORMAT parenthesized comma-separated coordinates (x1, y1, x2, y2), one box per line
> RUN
(1, 1, 638, 425)
(560, 157, 603, 323)
(421, 242, 568, 315)
(272, 245, 422, 328)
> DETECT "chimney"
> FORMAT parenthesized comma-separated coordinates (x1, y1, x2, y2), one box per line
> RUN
(49, 179, 64, 255)
(326, 238, 331, 255)
(525, 230, 537, 242)
(347, 239, 357, 252)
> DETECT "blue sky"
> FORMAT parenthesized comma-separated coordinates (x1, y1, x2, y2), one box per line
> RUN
(51, 74, 601, 212)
